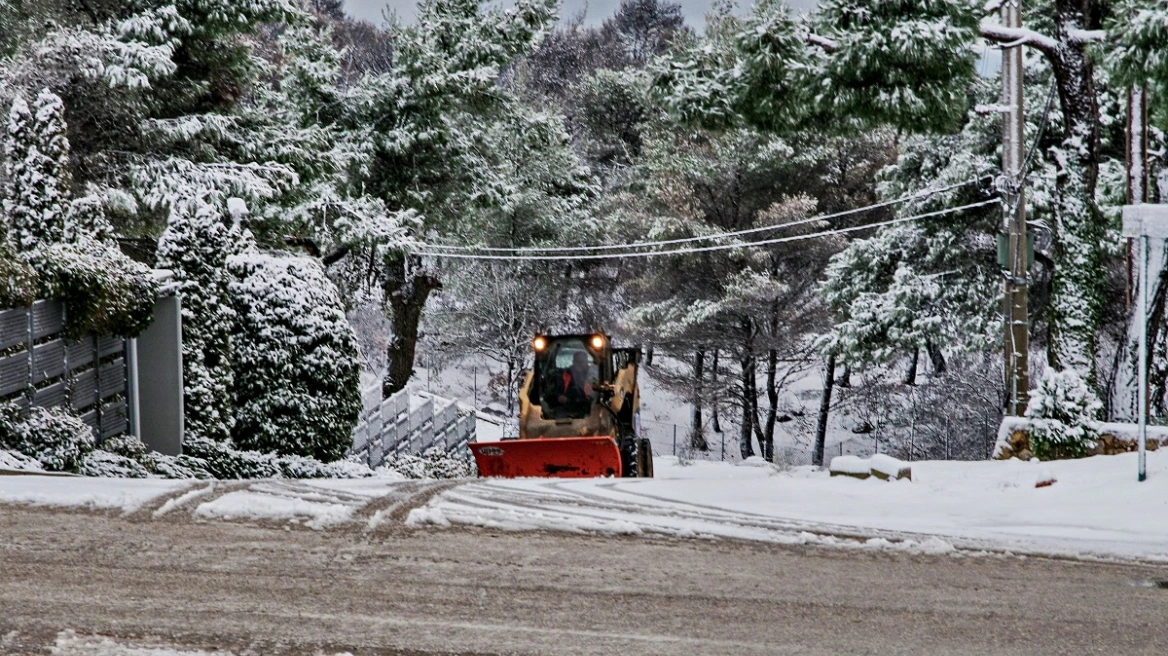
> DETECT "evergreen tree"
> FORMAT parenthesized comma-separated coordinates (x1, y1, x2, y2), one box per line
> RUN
(155, 199, 237, 443)
(3, 89, 71, 250)
(227, 252, 361, 462)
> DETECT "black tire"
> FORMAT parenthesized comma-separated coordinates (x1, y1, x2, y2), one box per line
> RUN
(619, 434, 637, 477)
(636, 437, 654, 478)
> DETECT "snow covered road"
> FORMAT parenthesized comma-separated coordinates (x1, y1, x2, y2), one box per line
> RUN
(3, 502, 1168, 656)
(5, 452, 1168, 562)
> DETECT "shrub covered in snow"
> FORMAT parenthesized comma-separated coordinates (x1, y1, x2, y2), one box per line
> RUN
(3, 90, 71, 251)
(78, 450, 151, 478)
(227, 252, 361, 462)
(184, 436, 372, 479)
(379, 447, 477, 479)
(2, 407, 95, 471)
(0, 243, 37, 307)
(156, 201, 238, 442)
(1025, 368, 1102, 460)
(28, 241, 158, 338)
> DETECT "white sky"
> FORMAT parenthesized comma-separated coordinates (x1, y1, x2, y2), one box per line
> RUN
(343, 0, 820, 27)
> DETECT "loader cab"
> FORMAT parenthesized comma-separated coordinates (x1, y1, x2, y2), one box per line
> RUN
(529, 334, 612, 420)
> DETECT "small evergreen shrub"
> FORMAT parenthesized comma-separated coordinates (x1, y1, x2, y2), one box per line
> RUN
(78, 450, 151, 478)
(0, 244, 37, 307)
(8, 407, 95, 471)
(1025, 368, 1102, 460)
(380, 447, 477, 479)
(227, 253, 362, 462)
(29, 241, 158, 338)
(183, 436, 372, 479)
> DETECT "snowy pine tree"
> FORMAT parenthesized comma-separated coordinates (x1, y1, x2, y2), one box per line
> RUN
(156, 200, 237, 443)
(4, 90, 72, 250)
(227, 252, 361, 462)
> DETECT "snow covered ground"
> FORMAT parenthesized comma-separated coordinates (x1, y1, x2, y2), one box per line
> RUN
(4, 451, 1168, 562)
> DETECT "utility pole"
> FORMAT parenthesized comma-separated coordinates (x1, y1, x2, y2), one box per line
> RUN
(1001, 0, 1029, 416)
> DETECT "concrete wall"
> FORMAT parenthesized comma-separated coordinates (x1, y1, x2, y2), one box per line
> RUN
(133, 295, 184, 456)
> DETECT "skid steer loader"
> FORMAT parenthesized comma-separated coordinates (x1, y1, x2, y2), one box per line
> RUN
(470, 333, 653, 478)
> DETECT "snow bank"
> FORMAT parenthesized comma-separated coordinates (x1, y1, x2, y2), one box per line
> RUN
(418, 453, 1168, 561)
(0, 476, 191, 512)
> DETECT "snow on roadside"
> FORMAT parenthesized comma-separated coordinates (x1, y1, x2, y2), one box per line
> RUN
(189, 479, 404, 529)
(7, 451, 1168, 562)
(0, 476, 192, 513)
(410, 452, 1168, 562)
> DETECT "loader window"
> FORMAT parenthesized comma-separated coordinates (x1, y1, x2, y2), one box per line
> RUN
(536, 339, 599, 419)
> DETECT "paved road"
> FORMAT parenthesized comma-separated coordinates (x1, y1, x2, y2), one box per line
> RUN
(2, 502, 1168, 655)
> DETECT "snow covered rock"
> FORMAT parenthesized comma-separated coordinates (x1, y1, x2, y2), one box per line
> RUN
(829, 455, 871, 479)
(869, 454, 911, 481)
(829, 454, 911, 481)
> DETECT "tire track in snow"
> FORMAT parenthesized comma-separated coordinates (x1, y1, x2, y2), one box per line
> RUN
(125, 481, 245, 522)
(363, 479, 468, 529)
(433, 480, 1004, 554)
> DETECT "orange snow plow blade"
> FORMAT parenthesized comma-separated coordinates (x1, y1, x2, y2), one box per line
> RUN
(471, 437, 622, 478)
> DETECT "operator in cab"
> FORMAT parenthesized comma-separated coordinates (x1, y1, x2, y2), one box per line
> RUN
(557, 350, 595, 405)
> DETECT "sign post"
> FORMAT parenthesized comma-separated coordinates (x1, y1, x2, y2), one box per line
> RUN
(1121, 205, 1168, 481)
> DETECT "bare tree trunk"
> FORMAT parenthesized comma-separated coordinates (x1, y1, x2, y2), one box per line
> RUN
(645, 346, 654, 366)
(690, 349, 709, 450)
(738, 319, 757, 459)
(813, 352, 837, 467)
(903, 349, 919, 386)
(710, 349, 721, 433)
(506, 358, 515, 416)
(762, 346, 778, 462)
(558, 263, 572, 312)
(926, 340, 947, 374)
(383, 255, 442, 399)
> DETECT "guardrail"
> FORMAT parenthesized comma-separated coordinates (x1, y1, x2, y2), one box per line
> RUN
(350, 388, 476, 468)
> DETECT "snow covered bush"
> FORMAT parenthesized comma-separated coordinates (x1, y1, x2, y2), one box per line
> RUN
(5, 407, 95, 471)
(183, 436, 371, 479)
(78, 450, 151, 478)
(380, 447, 477, 479)
(156, 201, 237, 442)
(70, 435, 372, 480)
(1025, 368, 1103, 460)
(3, 90, 71, 250)
(82, 435, 213, 479)
(28, 241, 158, 338)
(227, 252, 361, 462)
(0, 243, 37, 308)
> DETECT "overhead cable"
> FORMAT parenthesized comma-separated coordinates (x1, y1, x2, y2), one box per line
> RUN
(419, 176, 993, 254)
(411, 199, 999, 262)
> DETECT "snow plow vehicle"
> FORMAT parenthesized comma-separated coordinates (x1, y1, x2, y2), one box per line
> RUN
(470, 333, 653, 478)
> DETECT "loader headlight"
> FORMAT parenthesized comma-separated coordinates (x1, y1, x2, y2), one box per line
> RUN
(590, 334, 605, 350)
(533, 335, 548, 351)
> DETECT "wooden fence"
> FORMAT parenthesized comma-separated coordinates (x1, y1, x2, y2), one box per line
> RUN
(0, 300, 129, 441)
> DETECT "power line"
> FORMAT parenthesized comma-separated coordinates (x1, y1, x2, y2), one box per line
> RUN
(410, 200, 999, 262)
(418, 176, 993, 254)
